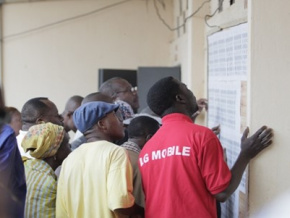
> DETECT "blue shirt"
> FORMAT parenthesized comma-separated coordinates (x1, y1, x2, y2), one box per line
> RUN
(0, 124, 26, 218)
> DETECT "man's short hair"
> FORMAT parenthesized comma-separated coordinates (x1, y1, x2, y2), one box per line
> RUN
(21, 97, 50, 123)
(82, 92, 113, 104)
(127, 116, 160, 138)
(147, 77, 180, 116)
(99, 77, 122, 97)
(67, 96, 83, 107)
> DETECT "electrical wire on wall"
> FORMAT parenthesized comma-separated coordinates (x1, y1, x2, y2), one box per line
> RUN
(154, 0, 224, 32)
(153, 0, 211, 31)
(204, 0, 224, 30)
(2, 0, 131, 41)
(2, 0, 225, 40)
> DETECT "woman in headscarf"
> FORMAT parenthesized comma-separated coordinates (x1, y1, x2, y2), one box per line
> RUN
(22, 122, 71, 218)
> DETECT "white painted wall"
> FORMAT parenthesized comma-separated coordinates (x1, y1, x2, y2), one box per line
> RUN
(171, 0, 209, 125)
(206, 0, 290, 216)
(2, 0, 290, 216)
(248, 0, 290, 215)
(1, 0, 173, 111)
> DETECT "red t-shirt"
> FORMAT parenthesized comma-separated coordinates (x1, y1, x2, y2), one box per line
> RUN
(139, 113, 231, 218)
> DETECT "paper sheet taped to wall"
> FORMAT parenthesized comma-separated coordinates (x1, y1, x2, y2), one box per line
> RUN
(207, 23, 248, 218)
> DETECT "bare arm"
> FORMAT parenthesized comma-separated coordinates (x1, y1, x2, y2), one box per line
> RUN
(215, 126, 273, 202)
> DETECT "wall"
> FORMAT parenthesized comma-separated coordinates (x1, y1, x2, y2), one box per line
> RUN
(2, 1, 290, 216)
(170, 0, 209, 125)
(207, 0, 290, 216)
(248, 0, 290, 215)
(1, 0, 173, 111)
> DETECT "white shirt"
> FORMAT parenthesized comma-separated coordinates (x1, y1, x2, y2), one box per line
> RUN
(16, 130, 34, 159)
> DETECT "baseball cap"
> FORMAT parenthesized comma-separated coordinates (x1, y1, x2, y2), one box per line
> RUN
(73, 101, 119, 133)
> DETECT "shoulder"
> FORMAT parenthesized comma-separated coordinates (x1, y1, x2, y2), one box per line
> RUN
(25, 159, 55, 176)
(70, 140, 127, 158)
(0, 124, 14, 138)
(25, 160, 57, 189)
(0, 125, 17, 149)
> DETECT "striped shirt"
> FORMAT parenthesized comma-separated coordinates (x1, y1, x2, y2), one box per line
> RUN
(24, 159, 57, 218)
(121, 141, 141, 154)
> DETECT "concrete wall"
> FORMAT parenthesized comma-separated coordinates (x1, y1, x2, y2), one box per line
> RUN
(207, 0, 290, 216)
(1, 0, 173, 111)
(249, 0, 290, 215)
(2, 0, 290, 216)
(171, 0, 209, 125)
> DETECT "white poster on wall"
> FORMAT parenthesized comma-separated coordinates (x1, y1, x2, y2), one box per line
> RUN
(207, 23, 248, 218)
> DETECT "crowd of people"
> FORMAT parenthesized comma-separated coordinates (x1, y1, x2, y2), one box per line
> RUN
(0, 76, 273, 218)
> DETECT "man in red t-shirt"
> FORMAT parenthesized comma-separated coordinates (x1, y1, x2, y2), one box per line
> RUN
(139, 77, 273, 218)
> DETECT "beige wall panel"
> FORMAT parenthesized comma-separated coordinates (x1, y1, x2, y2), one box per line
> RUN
(2, 0, 173, 111)
(249, 0, 290, 215)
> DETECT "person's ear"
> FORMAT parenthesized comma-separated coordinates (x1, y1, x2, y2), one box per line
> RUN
(176, 94, 186, 104)
(97, 119, 107, 131)
(35, 117, 45, 124)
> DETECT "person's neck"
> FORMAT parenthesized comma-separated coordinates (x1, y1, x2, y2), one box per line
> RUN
(128, 138, 143, 150)
(43, 158, 59, 171)
(85, 134, 113, 143)
(162, 107, 191, 118)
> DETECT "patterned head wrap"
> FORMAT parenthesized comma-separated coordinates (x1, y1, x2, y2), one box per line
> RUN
(21, 122, 65, 159)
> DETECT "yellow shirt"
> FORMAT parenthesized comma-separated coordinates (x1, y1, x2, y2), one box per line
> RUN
(24, 159, 57, 218)
(56, 140, 135, 218)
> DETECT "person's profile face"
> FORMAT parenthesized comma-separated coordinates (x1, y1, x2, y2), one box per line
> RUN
(62, 110, 76, 132)
(103, 111, 125, 141)
(40, 100, 64, 126)
(175, 79, 198, 115)
(114, 80, 139, 112)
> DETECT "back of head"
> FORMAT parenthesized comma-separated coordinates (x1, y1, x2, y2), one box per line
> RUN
(127, 116, 160, 139)
(82, 92, 113, 104)
(4, 107, 19, 124)
(21, 97, 49, 126)
(147, 77, 180, 117)
(4, 107, 22, 136)
(65, 95, 83, 111)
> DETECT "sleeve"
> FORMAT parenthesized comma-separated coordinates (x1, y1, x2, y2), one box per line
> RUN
(132, 166, 145, 207)
(0, 126, 26, 217)
(0, 129, 20, 184)
(198, 135, 232, 195)
(107, 148, 135, 211)
(129, 151, 145, 207)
